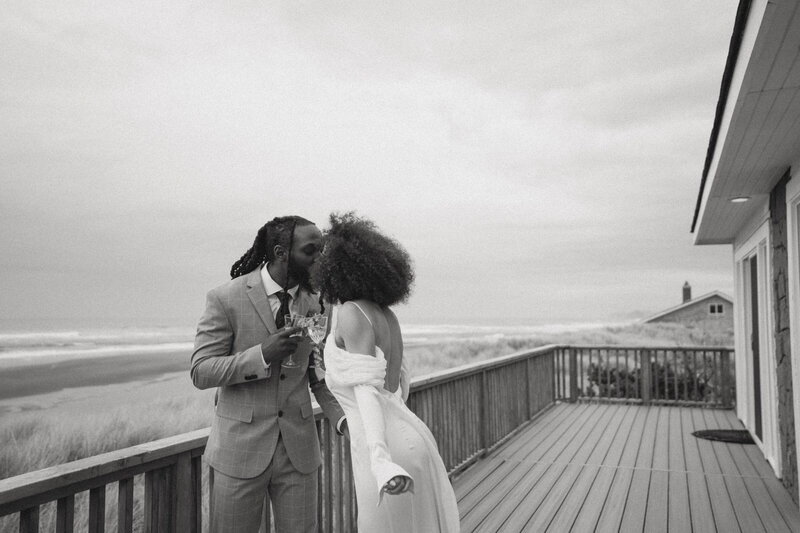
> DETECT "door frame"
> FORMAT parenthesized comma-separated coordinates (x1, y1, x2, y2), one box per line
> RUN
(734, 220, 780, 475)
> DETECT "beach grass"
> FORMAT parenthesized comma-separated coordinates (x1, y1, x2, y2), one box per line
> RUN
(0, 393, 215, 532)
(404, 319, 733, 376)
(0, 320, 732, 530)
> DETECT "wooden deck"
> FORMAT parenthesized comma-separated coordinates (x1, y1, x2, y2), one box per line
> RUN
(453, 402, 800, 532)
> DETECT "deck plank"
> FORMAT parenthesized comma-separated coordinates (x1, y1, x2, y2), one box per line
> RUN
(569, 406, 639, 531)
(458, 459, 540, 533)
(700, 409, 766, 533)
(453, 456, 504, 501)
(492, 401, 574, 458)
(619, 406, 659, 532)
(594, 405, 651, 531)
(692, 409, 741, 532)
(595, 468, 635, 532)
(643, 407, 669, 532)
(644, 470, 668, 533)
(667, 472, 692, 533)
(540, 406, 632, 532)
(742, 475, 794, 533)
(761, 476, 800, 533)
(452, 403, 800, 533)
(667, 408, 691, 533)
(458, 403, 597, 529)
(494, 404, 619, 532)
(461, 402, 604, 532)
(681, 408, 716, 532)
(455, 402, 574, 500)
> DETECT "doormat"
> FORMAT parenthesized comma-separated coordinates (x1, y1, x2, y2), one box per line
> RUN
(692, 429, 755, 444)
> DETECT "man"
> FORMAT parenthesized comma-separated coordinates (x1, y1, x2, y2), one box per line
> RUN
(191, 216, 346, 533)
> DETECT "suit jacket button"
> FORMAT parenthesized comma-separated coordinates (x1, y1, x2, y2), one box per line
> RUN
(278, 410, 283, 417)
(280, 374, 286, 380)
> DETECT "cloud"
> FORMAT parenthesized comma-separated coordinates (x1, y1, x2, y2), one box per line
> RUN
(0, 0, 737, 324)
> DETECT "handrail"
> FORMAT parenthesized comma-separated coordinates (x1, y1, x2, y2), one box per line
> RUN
(410, 343, 561, 391)
(0, 344, 734, 532)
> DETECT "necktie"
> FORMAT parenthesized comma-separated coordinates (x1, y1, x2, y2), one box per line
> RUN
(275, 291, 292, 329)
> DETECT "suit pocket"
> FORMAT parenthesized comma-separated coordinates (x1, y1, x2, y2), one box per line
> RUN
(216, 402, 253, 423)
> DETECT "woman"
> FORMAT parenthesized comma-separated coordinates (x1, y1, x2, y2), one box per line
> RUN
(313, 212, 460, 533)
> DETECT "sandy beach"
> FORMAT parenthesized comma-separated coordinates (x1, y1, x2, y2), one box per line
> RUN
(0, 349, 213, 418)
(0, 350, 189, 400)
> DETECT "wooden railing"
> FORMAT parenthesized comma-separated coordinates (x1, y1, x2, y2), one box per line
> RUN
(0, 344, 733, 532)
(564, 346, 735, 408)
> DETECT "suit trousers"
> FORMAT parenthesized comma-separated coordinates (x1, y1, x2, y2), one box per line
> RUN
(209, 434, 318, 533)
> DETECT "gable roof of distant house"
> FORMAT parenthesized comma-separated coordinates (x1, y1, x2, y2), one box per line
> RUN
(642, 291, 734, 323)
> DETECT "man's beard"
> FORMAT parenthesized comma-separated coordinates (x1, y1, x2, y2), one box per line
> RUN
(287, 256, 312, 291)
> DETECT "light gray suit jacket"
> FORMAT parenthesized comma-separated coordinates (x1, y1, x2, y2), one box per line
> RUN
(190, 268, 344, 478)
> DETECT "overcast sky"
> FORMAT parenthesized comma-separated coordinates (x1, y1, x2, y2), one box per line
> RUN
(1, 1, 739, 328)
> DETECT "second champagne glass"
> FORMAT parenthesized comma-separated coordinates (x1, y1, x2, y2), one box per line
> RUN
(282, 315, 307, 368)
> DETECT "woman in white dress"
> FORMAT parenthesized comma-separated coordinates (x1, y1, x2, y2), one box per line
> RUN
(312, 212, 460, 533)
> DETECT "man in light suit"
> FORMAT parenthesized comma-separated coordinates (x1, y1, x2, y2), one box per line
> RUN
(191, 216, 346, 533)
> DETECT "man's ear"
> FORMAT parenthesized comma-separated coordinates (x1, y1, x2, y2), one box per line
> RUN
(274, 245, 288, 261)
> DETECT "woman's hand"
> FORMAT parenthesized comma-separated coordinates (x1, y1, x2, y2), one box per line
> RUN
(382, 475, 412, 495)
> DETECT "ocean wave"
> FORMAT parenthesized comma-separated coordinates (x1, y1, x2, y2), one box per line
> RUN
(0, 321, 631, 362)
(0, 342, 194, 360)
(0, 327, 195, 349)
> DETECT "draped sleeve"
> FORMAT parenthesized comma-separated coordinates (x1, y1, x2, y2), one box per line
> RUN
(399, 355, 410, 403)
(324, 349, 414, 503)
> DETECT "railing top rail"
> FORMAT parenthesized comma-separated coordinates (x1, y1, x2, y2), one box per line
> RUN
(568, 345, 734, 351)
(410, 344, 563, 391)
(0, 428, 210, 508)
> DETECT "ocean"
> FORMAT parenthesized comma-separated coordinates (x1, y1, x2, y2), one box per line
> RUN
(0, 318, 621, 363)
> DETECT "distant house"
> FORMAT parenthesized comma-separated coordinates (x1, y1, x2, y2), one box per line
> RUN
(643, 282, 733, 326)
(692, 0, 800, 504)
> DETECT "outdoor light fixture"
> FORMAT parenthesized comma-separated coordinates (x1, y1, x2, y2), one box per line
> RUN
(730, 197, 750, 203)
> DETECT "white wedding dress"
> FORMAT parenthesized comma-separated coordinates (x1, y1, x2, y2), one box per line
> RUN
(324, 304, 460, 533)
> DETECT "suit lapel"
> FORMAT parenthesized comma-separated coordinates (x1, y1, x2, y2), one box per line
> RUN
(246, 269, 277, 334)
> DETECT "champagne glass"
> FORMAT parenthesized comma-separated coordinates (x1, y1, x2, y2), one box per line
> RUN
(282, 315, 307, 368)
(305, 314, 328, 346)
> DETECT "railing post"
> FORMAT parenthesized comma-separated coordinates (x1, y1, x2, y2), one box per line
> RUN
(118, 478, 133, 533)
(525, 356, 532, 420)
(641, 349, 652, 405)
(552, 350, 558, 402)
(88, 486, 105, 533)
(480, 369, 489, 455)
(175, 452, 192, 533)
(20, 507, 39, 533)
(721, 349, 732, 408)
(569, 348, 578, 402)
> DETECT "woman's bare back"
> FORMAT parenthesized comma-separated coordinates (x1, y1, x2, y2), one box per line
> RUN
(336, 300, 404, 393)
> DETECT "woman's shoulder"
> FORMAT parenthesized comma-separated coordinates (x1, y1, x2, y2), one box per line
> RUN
(337, 301, 375, 332)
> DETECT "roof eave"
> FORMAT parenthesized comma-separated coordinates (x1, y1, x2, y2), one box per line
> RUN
(691, 0, 753, 235)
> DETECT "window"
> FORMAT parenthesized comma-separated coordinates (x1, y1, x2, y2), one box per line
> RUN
(709, 304, 724, 315)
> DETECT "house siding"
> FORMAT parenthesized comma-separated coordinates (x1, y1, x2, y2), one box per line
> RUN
(647, 296, 733, 325)
(771, 173, 798, 503)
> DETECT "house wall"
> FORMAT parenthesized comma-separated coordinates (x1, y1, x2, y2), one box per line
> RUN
(647, 296, 733, 325)
(771, 173, 798, 502)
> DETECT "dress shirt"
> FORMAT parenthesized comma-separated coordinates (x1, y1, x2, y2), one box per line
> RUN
(260, 263, 301, 318)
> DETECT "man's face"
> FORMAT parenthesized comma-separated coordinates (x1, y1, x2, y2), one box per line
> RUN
(288, 224, 322, 279)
